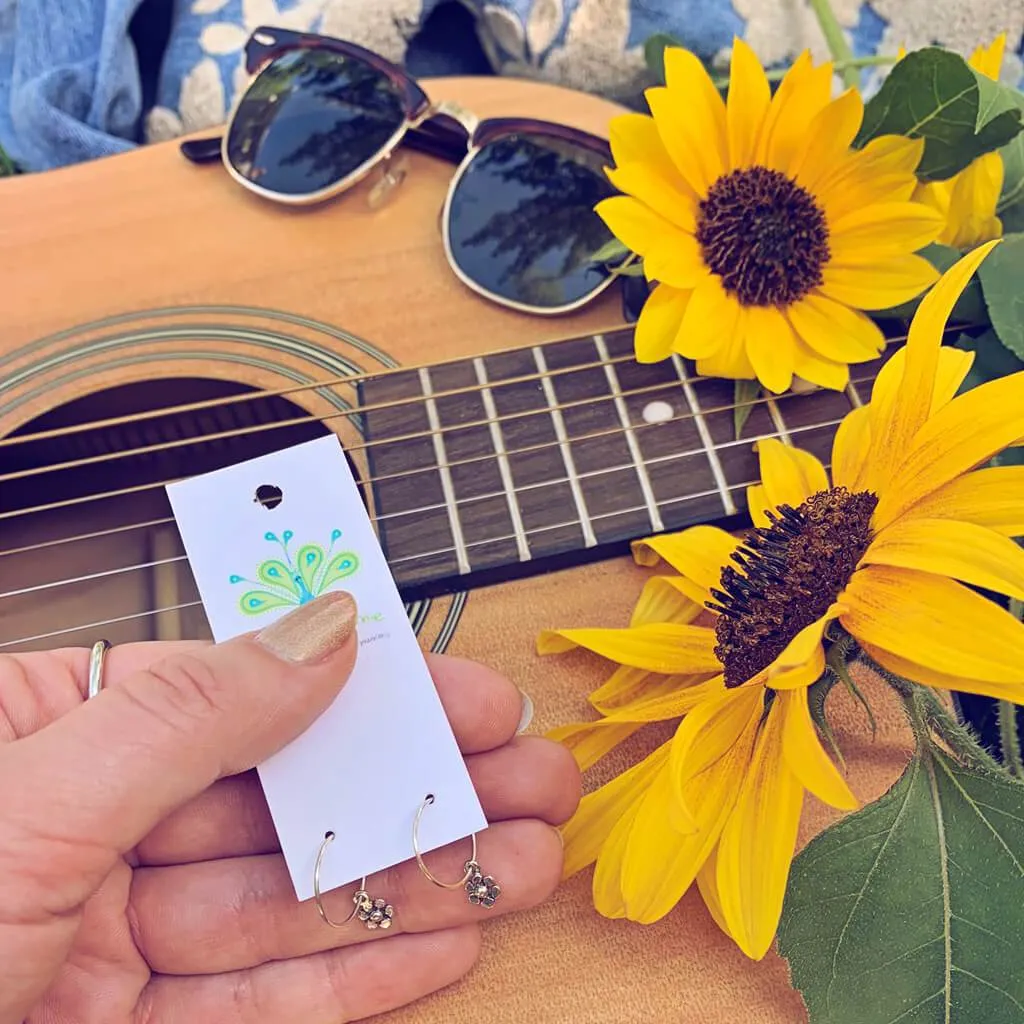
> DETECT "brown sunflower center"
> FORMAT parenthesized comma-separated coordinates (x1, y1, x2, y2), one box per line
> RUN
(695, 167, 830, 307)
(709, 487, 877, 688)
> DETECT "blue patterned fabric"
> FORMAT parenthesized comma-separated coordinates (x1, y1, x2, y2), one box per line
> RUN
(2, 0, 1023, 171)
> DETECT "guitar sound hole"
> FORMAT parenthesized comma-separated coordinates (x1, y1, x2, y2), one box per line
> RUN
(0, 378, 334, 653)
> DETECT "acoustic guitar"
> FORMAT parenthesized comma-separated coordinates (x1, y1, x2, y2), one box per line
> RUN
(0, 75, 912, 1023)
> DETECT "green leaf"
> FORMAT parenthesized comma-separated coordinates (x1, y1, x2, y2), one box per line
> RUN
(643, 33, 681, 84)
(981, 79, 1024, 232)
(954, 329, 1024, 390)
(590, 237, 631, 264)
(856, 48, 1022, 181)
(978, 232, 1024, 359)
(778, 745, 1024, 1024)
(733, 379, 761, 439)
(0, 143, 17, 177)
(876, 243, 987, 323)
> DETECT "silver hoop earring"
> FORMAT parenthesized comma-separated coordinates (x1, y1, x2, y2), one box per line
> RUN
(412, 794, 501, 908)
(88, 639, 111, 700)
(313, 831, 394, 930)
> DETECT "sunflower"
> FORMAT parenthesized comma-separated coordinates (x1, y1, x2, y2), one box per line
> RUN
(910, 35, 1007, 249)
(598, 38, 944, 394)
(541, 241, 1024, 959)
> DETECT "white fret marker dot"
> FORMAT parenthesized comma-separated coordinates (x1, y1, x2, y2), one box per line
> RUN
(642, 400, 674, 424)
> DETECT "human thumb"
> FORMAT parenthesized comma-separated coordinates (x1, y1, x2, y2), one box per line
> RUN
(0, 590, 358, 915)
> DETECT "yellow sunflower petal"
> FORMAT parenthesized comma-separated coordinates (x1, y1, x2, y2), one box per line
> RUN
(866, 518, 1024, 602)
(939, 152, 1004, 249)
(757, 436, 829, 509)
(778, 688, 859, 810)
(969, 33, 1006, 79)
(606, 161, 698, 234)
(716, 701, 803, 959)
(792, 89, 864, 192)
(537, 622, 721, 673)
(829, 202, 944, 261)
(792, 341, 850, 391)
(746, 483, 772, 527)
(875, 367, 1024, 528)
(870, 243, 996, 481)
(819, 254, 939, 309)
(726, 38, 771, 168)
(608, 112, 680, 175)
(696, 845, 733, 939)
(561, 740, 671, 878)
(670, 686, 762, 810)
(904, 466, 1024, 536)
(860, 641, 1024, 706)
(590, 664, 710, 714)
(697, 302, 757, 380)
(631, 574, 703, 626)
(620, 759, 717, 922)
(831, 405, 872, 491)
(761, 619, 832, 688)
(633, 524, 738, 593)
(841, 565, 1024, 683)
(623, 701, 760, 923)
(745, 305, 796, 394)
(864, 344, 985, 502)
(815, 135, 924, 220)
(550, 675, 727, 771)
(646, 50, 727, 197)
(595, 196, 707, 289)
(678, 273, 743, 361)
(788, 293, 885, 363)
(592, 797, 638, 918)
(634, 282, 692, 363)
(758, 51, 833, 173)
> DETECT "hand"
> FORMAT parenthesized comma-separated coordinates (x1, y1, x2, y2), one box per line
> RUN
(0, 592, 580, 1023)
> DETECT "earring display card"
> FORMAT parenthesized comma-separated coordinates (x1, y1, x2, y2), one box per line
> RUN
(167, 434, 487, 902)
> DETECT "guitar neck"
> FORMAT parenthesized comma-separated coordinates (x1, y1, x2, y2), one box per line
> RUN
(359, 327, 878, 600)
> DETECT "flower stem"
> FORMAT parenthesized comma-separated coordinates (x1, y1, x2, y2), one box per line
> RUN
(997, 700, 1024, 778)
(807, 0, 859, 89)
(856, 648, 1005, 774)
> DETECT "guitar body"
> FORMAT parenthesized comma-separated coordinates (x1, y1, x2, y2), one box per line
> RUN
(0, 77, 911, 1022)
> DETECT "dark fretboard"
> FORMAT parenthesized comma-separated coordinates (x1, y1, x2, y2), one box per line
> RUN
(359, 328, 880, 600)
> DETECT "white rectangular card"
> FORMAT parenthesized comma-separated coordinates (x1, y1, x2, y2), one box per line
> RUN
(166, 434, 486, 901)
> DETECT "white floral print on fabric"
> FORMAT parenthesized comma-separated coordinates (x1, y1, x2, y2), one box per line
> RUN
(144, 0, 1024, 148)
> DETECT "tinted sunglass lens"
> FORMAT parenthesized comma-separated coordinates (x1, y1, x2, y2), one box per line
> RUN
(445, 133, 619, 310)
(225, 48, 405, 197)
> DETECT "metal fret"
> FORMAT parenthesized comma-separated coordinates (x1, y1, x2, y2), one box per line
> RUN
(765, 396, 792, 444)
(671, 355, 737, 516)
(594, 334, 663, 533)
(473, 357, 530, 562)
(846, 380, 864, 408)
(417, 367, 472, 574)
(532, 346, 597, 547)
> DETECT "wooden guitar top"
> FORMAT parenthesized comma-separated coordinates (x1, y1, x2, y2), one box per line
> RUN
(0, 76, 912, 1024)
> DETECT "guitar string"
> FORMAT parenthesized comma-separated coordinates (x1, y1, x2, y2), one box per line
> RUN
(0, 346, 885, 486)
(0, 322, 915, 453)
(0, 343, 639, 452)
(0, 414, 847, 606)
(0, 468, 784, 650)
(0, 372, 751, 485)
(0, 371, 874, 528)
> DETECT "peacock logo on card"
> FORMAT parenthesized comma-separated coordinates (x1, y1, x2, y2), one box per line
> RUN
(229, 529, 361, 616)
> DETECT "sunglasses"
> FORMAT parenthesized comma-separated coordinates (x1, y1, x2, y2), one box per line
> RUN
(181, 26, 636, 317)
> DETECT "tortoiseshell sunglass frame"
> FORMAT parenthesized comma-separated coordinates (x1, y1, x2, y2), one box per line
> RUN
(180, 25, 640, 317)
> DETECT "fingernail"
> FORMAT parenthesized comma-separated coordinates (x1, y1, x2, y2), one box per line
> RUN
(516, 689, 534, 734)
(255, 592, 358, 664)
